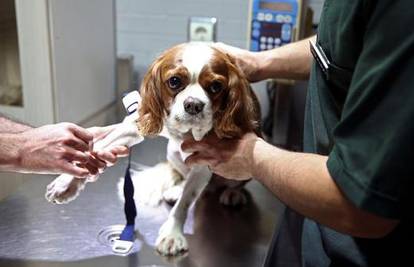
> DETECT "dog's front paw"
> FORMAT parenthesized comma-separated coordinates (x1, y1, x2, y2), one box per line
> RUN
(219, 188, 248, 206)
(156, 219, 188, 256)
(45, 174, 86, 204)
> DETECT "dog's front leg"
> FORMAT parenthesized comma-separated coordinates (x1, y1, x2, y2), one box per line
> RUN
(156, 165, 212, 256)
(45, 117, 142, 204)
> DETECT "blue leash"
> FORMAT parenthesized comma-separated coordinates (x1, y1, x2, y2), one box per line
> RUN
(119, 151, 136, 242)
(112, 91, 139, 254)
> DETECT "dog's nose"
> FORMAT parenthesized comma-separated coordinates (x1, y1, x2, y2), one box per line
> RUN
(184, 97, 205, 115)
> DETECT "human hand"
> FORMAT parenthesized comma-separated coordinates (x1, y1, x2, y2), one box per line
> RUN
(87, 125, 129, 167)
(181, 132, 260, 180)
(17, 122, 103, 177)
(212, 42, 262, 82)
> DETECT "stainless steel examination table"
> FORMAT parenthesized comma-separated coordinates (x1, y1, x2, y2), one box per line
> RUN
(0, 137, 284, 267)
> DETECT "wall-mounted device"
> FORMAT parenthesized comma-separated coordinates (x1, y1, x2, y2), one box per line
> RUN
(248, 0, 306, 51)
(188, 17, 217, 42)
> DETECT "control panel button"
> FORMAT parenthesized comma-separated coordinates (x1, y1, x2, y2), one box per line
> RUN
(267, 44, 274, 50)
(260, 43, 267, 50)
(265, 13, 273, 22)
(257, 12, 265, 21)
(274, 38, 281, 45)
(260, 36, 267, 42)
(267, 37, 274, 43)
(253, 21, 261, 29)
(252, 29, 260, 38)
(276, 14, 284, 23)
(284, 15, 293, 23)
(281, 24, 292, 42)
(251, 40, 259, 51)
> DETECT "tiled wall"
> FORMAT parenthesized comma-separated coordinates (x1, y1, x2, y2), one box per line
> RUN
(116, 0, 324, 70)
(116, 0, 324, 116)
(116, 0, 249, 81)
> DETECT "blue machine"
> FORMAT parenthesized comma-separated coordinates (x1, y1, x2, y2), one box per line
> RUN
(249, 0, 302, 51)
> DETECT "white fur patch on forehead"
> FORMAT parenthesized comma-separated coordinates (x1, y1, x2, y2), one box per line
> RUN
(181, 43, 213, 80)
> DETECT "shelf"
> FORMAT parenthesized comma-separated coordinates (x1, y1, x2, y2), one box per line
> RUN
(0, 104, 24, 118)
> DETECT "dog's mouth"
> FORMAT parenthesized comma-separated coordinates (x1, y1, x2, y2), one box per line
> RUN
(166, 113, 213, 141)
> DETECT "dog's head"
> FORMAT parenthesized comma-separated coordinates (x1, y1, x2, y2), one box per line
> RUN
(138, 43, 258, 141)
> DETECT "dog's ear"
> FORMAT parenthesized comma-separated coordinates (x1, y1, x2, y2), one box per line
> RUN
(214, 56, 258, 139)
(137, 56, 166, 137)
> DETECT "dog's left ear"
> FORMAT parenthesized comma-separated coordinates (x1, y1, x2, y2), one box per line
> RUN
(214, 54, 258, 138)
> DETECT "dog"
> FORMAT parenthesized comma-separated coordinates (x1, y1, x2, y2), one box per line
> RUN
(137, 42, 261, 256)
(45, 42, 261, 256)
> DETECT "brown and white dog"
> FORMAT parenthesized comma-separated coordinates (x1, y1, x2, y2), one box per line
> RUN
(45, 42, 260, 256)
(137, 42, 261, 255)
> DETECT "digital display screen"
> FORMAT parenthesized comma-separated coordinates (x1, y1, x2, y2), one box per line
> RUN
(260, 2, 293, 12)
(260, 22, 282, 34)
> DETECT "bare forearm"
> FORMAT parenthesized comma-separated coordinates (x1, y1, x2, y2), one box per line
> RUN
(255, 36, 315, 81)
(0, 115, 27, 169)
(0, 133, 21, 170)
(252, 139, 398, 238)
(0, 115, 32, 133)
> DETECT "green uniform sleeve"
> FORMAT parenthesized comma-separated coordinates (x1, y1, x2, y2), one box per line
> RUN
(327, 1, 414, 220)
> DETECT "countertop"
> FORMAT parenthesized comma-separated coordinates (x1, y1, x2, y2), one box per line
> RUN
(0, 137, 284, 267)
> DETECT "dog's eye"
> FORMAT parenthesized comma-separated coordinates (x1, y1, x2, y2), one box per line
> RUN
(168, 76, 182, 90)
(209, 81, 223, 94)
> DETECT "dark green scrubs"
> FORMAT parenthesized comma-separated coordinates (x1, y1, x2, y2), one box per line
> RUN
(303, 0, 414, 266)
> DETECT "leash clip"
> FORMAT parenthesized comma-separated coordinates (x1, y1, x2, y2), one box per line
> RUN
(112, 239, 134, 255)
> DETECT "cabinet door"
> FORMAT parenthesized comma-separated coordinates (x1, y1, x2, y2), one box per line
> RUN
(0, 0, 55, 125)
(0, 0, 116, 126)
(48, 0, 116, 124)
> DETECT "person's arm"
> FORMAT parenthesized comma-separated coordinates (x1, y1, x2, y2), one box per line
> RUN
(0, 114, 32, 133)
(182, 133, 399, 239)
(250, 138, 399, 238)
(214, 35, 315, 82)
(0, 123, 95, 176)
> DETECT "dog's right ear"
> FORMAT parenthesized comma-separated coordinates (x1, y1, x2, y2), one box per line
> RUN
(137, 57, 166, 137)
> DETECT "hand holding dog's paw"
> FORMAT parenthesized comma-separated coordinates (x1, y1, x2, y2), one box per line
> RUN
(45, 174, 86, 204)
(156, 219, 188, 256)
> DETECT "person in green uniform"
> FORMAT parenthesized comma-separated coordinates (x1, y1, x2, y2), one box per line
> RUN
(182, 0, 413, 266)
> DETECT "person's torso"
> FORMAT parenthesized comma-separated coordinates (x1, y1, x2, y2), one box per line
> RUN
(304, 0, 370, 155)
(304, 0, 413, 266)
